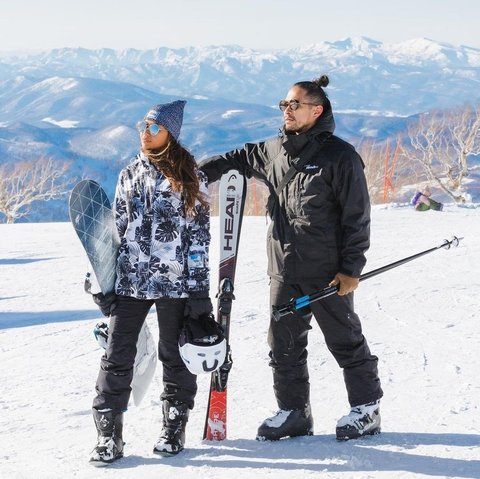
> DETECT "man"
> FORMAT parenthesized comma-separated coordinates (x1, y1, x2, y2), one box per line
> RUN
(199, 75, 382, 441)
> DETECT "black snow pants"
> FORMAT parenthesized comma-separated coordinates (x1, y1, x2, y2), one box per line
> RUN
(92, 295, 197, 413)
(268, 278, 383, 410)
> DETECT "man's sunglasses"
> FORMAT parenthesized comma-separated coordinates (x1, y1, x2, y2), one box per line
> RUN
(278, 99, 319, 112)
(136, 122, 164, 136)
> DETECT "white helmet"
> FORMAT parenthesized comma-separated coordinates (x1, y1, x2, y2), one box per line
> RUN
(178, 314, 227, 375)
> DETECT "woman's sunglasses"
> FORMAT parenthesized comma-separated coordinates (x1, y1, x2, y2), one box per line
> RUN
(136, 122, 164, 136)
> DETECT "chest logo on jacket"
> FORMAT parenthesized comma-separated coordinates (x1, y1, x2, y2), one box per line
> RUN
(303, 165, 322, 174)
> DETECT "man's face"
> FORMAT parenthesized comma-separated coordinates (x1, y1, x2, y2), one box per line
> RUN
(282, 86, 323, 134)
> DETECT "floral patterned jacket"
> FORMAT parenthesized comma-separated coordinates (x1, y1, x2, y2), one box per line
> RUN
(113, 153, 210, 299)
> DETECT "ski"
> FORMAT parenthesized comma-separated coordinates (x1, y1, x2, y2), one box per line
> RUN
(203, 172, 247, 441)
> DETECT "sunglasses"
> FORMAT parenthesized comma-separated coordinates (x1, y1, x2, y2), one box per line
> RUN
(136, 122, 164, 136)
(278, 99, 319, 111)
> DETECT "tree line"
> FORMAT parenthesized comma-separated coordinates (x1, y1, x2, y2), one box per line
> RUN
(1, 103, 479, 222)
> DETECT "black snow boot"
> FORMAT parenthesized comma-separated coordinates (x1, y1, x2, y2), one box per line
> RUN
(153, 400, 190, 456)
(256, 404, 314, 441)
(336, 399, 381, 440)
(89, 408, 124, 466)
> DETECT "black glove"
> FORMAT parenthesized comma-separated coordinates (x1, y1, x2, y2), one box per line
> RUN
(93, 292, 118, 317)
(185, 295, 213, 320)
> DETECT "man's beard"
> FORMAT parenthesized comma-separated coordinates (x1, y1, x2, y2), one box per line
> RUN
(284, 123, 299, 135)
(284, 124, 307, 135)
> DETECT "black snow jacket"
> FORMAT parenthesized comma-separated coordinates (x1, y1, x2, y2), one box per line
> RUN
(199, 112, 370, 283)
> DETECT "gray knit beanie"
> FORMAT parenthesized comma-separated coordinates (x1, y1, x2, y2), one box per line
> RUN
(144, 100, 186, 140)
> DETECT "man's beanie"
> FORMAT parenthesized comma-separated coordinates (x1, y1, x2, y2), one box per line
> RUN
(145, 100, 186, 140)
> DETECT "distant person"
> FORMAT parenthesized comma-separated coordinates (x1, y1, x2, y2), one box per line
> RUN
(411, 186, 443, 211)
(199, 75, 382, 441)
(89, 100, 214, 465)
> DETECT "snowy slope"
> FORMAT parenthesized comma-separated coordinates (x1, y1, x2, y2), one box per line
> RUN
(0, 206, 479, 479)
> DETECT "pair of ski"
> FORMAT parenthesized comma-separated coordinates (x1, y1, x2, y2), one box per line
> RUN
(69, 173, 246, 441)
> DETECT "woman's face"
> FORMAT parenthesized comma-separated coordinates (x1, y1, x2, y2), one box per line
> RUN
(139, 121, 170, 150)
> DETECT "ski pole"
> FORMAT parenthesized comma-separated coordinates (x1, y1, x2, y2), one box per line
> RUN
(273, 236, 463, 321)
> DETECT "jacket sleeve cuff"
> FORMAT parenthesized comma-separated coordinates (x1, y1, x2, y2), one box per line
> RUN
(187, 290, 210, 299)
(338, 266, 361, 278)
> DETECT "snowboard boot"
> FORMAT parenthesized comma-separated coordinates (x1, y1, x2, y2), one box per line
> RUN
(256, 404, 314, 441)
(89, 408, 124, 466)
(336, 399, 381, 440)
(153, 400, 189, 456)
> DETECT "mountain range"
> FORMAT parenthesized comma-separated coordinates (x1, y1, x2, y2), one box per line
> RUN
(1, 37, 479, 221)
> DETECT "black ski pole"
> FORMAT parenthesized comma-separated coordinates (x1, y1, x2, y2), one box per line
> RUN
(273, 236, 463, 321)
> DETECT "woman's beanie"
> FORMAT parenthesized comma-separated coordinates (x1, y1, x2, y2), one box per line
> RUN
(145, 100, 186, 140)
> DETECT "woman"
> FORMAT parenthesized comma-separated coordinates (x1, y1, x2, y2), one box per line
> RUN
(89, 100, 212, 465)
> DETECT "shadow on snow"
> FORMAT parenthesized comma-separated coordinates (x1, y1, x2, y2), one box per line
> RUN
(0, 309, 102, 329)
(108, 433, 480, 478)
(0, 257, 59, 265)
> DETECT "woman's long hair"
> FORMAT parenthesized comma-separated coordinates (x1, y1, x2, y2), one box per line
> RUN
(143, 136, 208, 217)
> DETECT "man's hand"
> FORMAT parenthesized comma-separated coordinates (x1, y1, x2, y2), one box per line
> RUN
(329, 273, 359, 296)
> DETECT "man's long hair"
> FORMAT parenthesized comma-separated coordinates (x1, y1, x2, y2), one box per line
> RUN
(143, 137, 208, 217)
(294, 75, 332, 113)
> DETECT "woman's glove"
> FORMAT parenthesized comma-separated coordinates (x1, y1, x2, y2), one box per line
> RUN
(92, 292, 118, 317)
(184, 295, 213, 320)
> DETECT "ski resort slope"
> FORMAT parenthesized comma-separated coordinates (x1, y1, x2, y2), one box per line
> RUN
(0, 205, 479, 479)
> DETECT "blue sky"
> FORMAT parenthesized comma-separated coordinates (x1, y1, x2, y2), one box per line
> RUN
(1, 0, 478, 51)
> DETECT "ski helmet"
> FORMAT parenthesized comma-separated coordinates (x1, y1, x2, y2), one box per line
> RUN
(178, 314, 227, 375)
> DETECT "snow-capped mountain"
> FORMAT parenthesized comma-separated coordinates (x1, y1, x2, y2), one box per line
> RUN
(2, 37, 479, 115)
(0, 37, 478, 221)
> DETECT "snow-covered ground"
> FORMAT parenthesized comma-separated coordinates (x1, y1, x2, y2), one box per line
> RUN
(1, 205, 479, 479)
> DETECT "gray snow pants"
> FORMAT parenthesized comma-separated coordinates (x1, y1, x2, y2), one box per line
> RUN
(92, 295, 197, 413)
(269, 278, 383, 410)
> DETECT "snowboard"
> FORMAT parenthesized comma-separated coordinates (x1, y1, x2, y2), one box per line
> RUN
(69, 179, 157, 406)
(203, 172, 247, 440)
